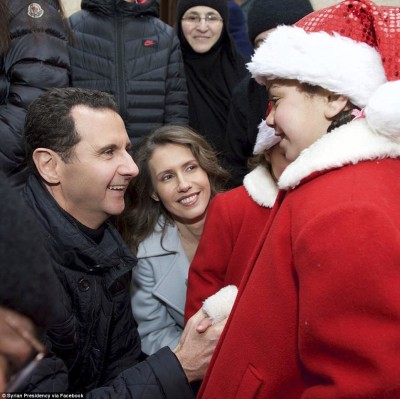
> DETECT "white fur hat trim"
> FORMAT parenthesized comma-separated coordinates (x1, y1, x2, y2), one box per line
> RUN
(247, 25, 387, 108)
(365, 80, 400, 140)
(253, 119, 281, 154)
(202, 285, 238, 324)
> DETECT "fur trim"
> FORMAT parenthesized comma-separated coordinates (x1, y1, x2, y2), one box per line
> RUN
(366, 81, 400, 139)
(253, 119, 280, 154)
(243, 165, 278, 208)
(278, 120, 400, 190)
(202, 285, 238, 324)
(247, 26, 387, 108)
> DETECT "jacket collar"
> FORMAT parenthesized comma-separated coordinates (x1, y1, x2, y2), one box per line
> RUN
(243, 165, 278, 208)
(278, 120, 400, 190)
(23, 174, 136, 276)
(137, 217, 180, 258)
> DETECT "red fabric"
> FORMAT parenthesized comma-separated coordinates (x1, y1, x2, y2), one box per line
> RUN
(296, 0, 400, 81)
(184, 186, 272, 322)
(199, 159, 400, 398)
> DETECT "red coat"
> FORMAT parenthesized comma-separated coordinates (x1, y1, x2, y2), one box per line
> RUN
(184, 166, 278, 322)
(199, 121, 400, 398)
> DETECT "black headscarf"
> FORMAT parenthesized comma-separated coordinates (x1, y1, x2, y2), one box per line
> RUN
(177, 0, 247, 154)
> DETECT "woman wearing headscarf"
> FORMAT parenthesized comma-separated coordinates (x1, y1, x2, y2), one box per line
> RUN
(176, 0, 248, 155)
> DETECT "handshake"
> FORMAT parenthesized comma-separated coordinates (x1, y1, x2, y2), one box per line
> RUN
(173, 286, 238, 382)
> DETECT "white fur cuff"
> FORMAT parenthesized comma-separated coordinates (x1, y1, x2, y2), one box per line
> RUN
(202, 285, 238, 324)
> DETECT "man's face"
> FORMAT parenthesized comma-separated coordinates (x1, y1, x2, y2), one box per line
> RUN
(0, 307, 45, 392)
(52, 106, 139, 229)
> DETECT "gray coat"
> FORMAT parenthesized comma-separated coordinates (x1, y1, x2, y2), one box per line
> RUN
(132, 220, 189, 355)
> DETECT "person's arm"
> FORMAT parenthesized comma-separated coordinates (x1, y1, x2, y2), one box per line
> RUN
(0, 2, 69, 187)
(86, 309, 225, 399)
(132, 258, 183, 355)
(296, 203, 400, 397)
(185, 195, 234, 322)
(164, 30, 189, 125)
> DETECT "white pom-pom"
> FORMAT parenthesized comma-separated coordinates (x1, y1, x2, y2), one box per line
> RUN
(202, 285, 238, 324)
(253, 119, 281, 155)
(366, 81, 400, 139)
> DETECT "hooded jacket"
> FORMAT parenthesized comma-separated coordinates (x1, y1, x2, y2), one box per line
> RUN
(0, 0, 70, 189)
(185, 165, 277, 321)
(68, 0, 188, 143)
(23, 174, 193, 398)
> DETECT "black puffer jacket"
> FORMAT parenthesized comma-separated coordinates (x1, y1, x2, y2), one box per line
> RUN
(23, 174, 193, 398)
(0, 0, 70, 189)
(68, 0, 188, 143)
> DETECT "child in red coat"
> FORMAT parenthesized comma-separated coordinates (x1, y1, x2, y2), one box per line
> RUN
(185, 122, 289, 321)
(199, 1, 400, 398)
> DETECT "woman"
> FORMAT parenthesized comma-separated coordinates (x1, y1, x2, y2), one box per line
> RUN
(198, 1, 400, 398)
(176, 0, 247, 155)
(185, 122, 289, 320)
(119, 125, 229, 355)
(0, 0, 70, 189)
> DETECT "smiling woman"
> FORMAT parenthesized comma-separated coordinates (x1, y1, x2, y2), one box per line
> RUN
(175, 0, 248, 156)
(117, 124, 229, 356)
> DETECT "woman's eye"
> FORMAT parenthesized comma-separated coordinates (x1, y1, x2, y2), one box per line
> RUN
(186, 164, 197, 172)
(161, 174, 173, 181)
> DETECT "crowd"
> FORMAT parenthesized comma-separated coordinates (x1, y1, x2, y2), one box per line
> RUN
(1, 0, 400, 398)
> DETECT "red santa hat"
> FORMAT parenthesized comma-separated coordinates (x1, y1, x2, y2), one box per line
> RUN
(248, 0, 400, 140)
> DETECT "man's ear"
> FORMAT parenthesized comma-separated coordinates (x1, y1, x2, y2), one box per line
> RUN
(325, 94, 349, 119)
(32, 148, 60, 184)
(151, 192, 160, 202)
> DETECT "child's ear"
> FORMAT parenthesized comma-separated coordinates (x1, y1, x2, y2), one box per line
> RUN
(32, 148, 61, 184)
(151, 192, 160, 202)
(325, 95, 349, 118)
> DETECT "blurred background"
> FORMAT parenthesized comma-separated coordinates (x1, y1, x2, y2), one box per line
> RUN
(62, 0, 399, 24)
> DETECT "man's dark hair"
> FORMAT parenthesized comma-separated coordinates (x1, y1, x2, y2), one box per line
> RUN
(0, 174, 59, 331)
(24, 87, 118, 172)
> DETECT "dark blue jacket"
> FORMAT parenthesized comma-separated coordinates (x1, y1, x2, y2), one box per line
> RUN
(23, 174, 193, 398)
(68, 0, 188, 144)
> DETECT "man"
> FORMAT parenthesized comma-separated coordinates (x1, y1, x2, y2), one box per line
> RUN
(22, 87, 224, 397)
(0, 175, 67, 392)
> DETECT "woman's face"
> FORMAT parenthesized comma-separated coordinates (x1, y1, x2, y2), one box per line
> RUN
(181, 6, 224, 54)
(149, 143, 211, 224)
(265, 80, 334, 162)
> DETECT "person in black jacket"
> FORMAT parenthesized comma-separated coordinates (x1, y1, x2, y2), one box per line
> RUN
(223, 0, 314, 187)
(0, 0, 70, 190)
(68, 0, 188, 145)
(21, 87, 224, 397)
(0, 175, 67, 393)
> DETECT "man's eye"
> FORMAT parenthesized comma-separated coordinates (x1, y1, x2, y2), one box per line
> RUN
(104, 149, 114, 155)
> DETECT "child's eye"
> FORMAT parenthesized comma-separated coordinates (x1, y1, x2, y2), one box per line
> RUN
(266, 99, 278, 117)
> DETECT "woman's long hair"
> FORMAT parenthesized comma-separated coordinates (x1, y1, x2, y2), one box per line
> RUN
(118, 125, 230, 255)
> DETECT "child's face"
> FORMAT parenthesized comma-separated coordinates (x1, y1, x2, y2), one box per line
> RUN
(265, 80, 333, 162)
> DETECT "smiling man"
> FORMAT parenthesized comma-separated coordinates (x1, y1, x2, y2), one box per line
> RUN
(21, 87, 225, 397)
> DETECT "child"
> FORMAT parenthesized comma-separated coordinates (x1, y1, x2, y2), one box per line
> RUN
(199, 1, 400, 398)
(185, 122, 289, 321)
